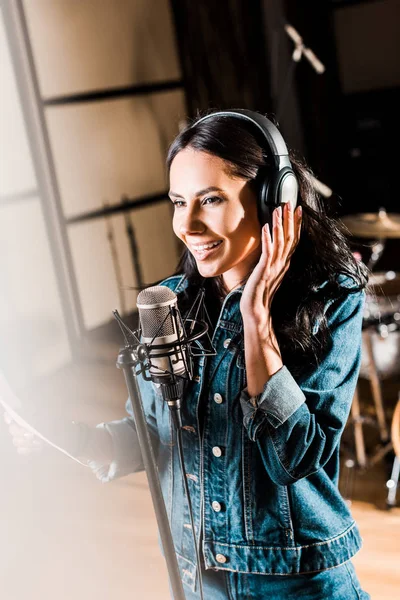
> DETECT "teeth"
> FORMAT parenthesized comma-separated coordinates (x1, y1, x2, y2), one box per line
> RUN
(193, 241, 221, 251)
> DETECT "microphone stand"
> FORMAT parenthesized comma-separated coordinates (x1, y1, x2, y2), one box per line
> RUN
(112, 288, 216, 600)
(114, 335, 186, 600)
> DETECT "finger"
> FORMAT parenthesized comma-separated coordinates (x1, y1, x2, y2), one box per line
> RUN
(262, 223, 273, 265)
(286, 205, 302, 259)
(272, 206, 284, 261)
(283, 202, 295, 254)
(4, 412, 13, 425)
(295, 205, 302, 243)
(13, 436, 27, 448)
(9, 423, 26, 437)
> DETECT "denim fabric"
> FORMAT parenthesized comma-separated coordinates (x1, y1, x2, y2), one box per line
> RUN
(95, 273, 366, 595)
(183, 560, 370, 600)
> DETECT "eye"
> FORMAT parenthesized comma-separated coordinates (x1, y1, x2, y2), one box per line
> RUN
(202, 196, 223, 206)
(171, 200, 185, 208)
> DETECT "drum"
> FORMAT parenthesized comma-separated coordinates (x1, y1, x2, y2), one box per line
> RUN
(360, 272, 400, 379)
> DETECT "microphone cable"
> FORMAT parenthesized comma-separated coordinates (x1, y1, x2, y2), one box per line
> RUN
(175, 421, 205, 600)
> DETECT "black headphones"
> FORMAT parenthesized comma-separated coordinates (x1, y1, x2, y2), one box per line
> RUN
(194, 109, 298, 227)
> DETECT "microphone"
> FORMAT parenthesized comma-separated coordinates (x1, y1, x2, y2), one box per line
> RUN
(136, 285, 188, 384)
(116, 283, 215, 426)
(136, 286, 192, 427)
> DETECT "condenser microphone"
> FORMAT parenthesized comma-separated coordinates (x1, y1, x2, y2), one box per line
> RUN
(136, 285, 187, 384)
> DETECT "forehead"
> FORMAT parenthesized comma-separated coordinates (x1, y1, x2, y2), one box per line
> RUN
(169, 148, 235, 189)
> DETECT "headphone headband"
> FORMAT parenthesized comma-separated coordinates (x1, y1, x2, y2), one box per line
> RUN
(191, 108, 298, 225)
(195, 109, 291, 168)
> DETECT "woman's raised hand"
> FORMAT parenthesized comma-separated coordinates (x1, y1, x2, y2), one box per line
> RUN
(240, 202, 302, 329)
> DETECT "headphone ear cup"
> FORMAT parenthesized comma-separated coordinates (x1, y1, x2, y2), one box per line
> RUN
(256, 167, 298, 226)
(257, 167, 275, 226)
(276, 168, 298, 210)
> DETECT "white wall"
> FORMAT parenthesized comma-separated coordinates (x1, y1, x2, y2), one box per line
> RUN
(0, 8, 72, 388)
(1, 0, 185, 386)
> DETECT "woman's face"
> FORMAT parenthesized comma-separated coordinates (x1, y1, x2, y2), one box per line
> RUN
(169, 148, 261, 291)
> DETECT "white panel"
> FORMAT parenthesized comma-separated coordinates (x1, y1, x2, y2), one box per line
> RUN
(23, 0, 181, 98)
(68, 200, 178, 330)
(132, 200, 178, 285)
(0, 8, 37, 197)
(68, 218, 120, 330)
(0, 198, 71, 388)
(45, 91, 186, 218)
(334, 0, 400, 94)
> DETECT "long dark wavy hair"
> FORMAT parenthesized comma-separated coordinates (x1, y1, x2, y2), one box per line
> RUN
(166, 111, 368, 373)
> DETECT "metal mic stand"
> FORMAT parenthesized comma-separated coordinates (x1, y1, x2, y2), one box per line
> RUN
(113, 333, 186, 600)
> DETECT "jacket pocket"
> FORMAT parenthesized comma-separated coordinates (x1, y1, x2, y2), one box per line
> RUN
(279, 485, 295, 543)
(242, 433, 296, 545)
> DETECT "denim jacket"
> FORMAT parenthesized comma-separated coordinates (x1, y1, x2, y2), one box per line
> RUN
(95, 273, 365, 592)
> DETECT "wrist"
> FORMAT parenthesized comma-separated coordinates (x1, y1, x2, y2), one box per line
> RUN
(243, 316, 275, 344)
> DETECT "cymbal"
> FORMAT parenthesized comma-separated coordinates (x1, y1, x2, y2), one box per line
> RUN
(341, 210, 400, 238)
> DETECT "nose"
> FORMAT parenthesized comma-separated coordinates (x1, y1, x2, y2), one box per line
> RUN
(178, 207, 206, 237)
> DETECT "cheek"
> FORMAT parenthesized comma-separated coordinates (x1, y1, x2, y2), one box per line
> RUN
(172, 214, 181, 239)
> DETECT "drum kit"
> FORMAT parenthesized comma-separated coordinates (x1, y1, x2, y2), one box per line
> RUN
(340, 209, 400, 508)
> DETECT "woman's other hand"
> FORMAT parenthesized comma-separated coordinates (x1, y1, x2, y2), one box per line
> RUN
(3, 411, 44, 455)
(3, 411, 113, 465)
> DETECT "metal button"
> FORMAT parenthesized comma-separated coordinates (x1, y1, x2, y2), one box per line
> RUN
(212, 446, 222, 458)
(223, 338, 232, 349)
(212, 501, 222, 512)
(215, 553, 227, 564)
(213, 393, 223, 404)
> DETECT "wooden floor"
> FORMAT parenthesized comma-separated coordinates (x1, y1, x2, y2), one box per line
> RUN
(1, 338, 399, 599)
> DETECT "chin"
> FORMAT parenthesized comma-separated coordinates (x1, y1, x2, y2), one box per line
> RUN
(195, 261, 224, 279)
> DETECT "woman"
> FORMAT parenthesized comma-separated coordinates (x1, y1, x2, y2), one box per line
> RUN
(5, 110, 370, 599)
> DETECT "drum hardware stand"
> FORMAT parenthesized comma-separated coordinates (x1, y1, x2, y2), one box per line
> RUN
(339, 207, 400, 506)
(343, 331, 399, 507)
(386, 393, 400, 508)
(386, 456, 400, 508)
(342, 325, 391, 500)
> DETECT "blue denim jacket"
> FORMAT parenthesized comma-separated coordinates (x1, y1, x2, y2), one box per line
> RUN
(95, 273, 365, 592)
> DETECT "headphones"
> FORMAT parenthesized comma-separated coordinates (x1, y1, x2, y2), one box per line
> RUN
(194, 109, 298, 227)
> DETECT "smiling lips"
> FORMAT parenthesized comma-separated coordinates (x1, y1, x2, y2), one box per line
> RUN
(190, 240, 223, 260)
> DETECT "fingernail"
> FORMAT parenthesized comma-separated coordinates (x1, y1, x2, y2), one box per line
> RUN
(298, 206, 302, 216)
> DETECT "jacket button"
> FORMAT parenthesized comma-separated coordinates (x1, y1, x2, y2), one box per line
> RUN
(215, 553, 227, 564)
(213, 393, 223, 404)
(212, 446, 222, 457)
(223, 338, 232, 349)
(212, 501, 222, 512)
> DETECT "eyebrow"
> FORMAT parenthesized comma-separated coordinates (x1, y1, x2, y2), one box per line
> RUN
(168, 186, 225, 199)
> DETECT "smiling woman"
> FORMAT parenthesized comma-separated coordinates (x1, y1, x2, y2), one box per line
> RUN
(169, 149, 262, 289)
(4, 109, 371, 600)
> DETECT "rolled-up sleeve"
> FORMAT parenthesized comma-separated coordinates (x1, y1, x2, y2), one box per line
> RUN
(240, 287, 365, 486)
